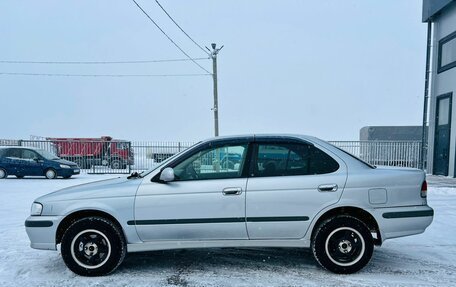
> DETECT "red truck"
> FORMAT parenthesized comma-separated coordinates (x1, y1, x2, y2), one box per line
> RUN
(47, 136, 134, 169)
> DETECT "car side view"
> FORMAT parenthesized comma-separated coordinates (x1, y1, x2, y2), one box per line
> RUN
(0, 147, 80, 179)
(24, 135, 433, 276)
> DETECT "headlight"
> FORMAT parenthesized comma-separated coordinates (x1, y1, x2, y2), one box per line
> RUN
(60, 164, 71, 169)
(31, 202, 43, 216)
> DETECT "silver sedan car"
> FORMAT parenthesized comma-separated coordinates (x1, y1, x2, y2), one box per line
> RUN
(25, 134, 433, 276)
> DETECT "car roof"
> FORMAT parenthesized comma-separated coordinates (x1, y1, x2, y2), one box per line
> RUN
(0, 146, 41, 150)
(200, 134, 317, 144)
(199, 134, 373, 170)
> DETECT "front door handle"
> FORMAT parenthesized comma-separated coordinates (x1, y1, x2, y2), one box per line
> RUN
(222, 187, 242, 195)
(318, 184, 338, 192)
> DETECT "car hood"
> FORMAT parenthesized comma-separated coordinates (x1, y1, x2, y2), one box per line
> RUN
(35, 176, 142, 202)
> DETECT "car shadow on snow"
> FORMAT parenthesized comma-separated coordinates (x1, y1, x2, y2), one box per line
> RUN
(119, 247, 318, 274)
(34, 247, 449, 286)
(116, 247, 418, 277)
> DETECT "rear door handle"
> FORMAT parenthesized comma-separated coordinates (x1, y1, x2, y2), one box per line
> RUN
(318, 184, 338, 192)
(222, 187, 242, 195)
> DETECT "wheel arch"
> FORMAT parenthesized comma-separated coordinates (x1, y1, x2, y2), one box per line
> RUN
(310, 206, 382, 246)
(0, 167, 7, 179)
(56, 209, 124, 245)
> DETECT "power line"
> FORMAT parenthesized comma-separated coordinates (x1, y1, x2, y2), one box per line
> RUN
(0, 57, 209, 65)
(155, 0, 209, 56)
(0, 72, 211, 78)
(131, 0, 211, 75)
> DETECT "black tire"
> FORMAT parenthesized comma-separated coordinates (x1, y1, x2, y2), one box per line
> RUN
(75, 159, 89, 169)
(110, 159, 122, 169)
(45, 168, 57, 179)
(16, 175, 24, 179)
(60, 216, 126, 276)
(0, 168, 7, 179)
(312, 215, 374, 274)
(81, 159, 90, 169)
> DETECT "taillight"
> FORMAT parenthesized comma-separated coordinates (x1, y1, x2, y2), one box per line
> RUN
(421, 181, 428, 198)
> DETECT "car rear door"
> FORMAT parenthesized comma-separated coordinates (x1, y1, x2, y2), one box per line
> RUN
(3, 148, 22, 175)
(134, 139, 252, 241)
(245, 138, 347, 239)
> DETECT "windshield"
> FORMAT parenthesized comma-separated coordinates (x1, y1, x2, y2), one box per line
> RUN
(138, 141, 202, 177)
(36, 149, 60, 160)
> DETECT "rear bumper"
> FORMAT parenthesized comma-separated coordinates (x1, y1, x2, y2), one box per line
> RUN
(373, 205, 434, 241)
(25, 215, 63, 250)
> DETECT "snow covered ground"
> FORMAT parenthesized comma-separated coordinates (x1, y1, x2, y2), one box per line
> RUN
(0, 174, 455, 287)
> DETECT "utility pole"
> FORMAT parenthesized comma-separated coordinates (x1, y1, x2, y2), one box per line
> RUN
(420, 22, 432, 170)
(208, 43, 223, 137)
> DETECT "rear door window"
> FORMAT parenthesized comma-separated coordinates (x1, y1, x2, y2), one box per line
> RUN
(0, 149, 6, 157)
(254, 143, 339, 177)
(5, 148, 22, 159)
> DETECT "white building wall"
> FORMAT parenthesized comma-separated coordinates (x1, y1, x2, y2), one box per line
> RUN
(427, 1, 456, 177)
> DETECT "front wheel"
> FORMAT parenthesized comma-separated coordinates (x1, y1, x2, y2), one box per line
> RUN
(45, 169, 57, 179)
(312, 215, 374, 274)
(60, 217, 126, 276)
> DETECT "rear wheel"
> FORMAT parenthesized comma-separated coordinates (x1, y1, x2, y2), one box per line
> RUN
(45, 169, 57, 179)
(110, 159, 122, 169)
(60, 217, 126, 276)
(75, 158, 89, 169)
(312, 215, 373, 274)
(0, 168, 7, 179)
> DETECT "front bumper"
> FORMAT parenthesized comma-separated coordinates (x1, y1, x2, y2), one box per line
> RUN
(25, 215, 63, 250)
(58, 168, 80, 177)
(373, 205, 434, 242)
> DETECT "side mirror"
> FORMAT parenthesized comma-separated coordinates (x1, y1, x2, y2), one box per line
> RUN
(159, 167, 175, 182)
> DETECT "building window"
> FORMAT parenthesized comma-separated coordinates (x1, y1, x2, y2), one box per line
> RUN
(438, 30, 456, 73)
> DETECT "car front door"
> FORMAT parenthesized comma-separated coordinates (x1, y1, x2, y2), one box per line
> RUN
(134, 140, 251, 241)
(20, 149, 44, 176)
(245, 139, 347, 239)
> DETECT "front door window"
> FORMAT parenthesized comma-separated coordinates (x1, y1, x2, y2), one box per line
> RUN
(173, 144, 248, 181)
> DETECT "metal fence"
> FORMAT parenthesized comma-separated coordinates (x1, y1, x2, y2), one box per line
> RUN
(329, 141, 422, 168)
(0, 139, 422, 174)
(131, 141, 195, 172)
(0, 139, 196, 174)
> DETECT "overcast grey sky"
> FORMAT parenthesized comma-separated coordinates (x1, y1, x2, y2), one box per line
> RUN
(0, 0, 426, 141)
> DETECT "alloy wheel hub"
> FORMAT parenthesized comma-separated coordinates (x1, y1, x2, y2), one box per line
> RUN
(338, 239, 353, 254)
(80, 242, 98, 256)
